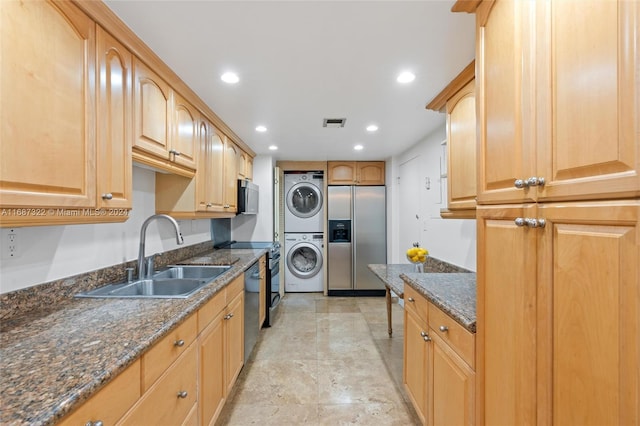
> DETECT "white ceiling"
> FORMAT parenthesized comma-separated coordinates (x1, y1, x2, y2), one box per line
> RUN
(104, 1, 475, 161)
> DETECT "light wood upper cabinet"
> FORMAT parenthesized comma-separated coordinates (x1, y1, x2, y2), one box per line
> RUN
(97, 26, 132, 210)
(427, 61, 477, 217)
(328, 161, 385, 185)
(133, 58, 171, 160)
(237, 149, 248, 179)
(196, 120, 225, 213)
(132, 58, 196, 178)
(446, 80, 476, 212)
(0, 0, 96, 209)
(535, 0, 639, 202)
(223, 141, 239, 212)
(476, 0, 535, 205)
(171, 92, 198, 170)
(477, 0, 639, 205)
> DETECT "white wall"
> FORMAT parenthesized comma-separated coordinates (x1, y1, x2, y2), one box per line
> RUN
(0, 167, 212, 294)
(388, 126, 476, 271)
(231, 155, 274, 242)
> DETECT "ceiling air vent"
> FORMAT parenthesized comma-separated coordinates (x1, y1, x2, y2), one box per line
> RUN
(323, 118, 347, 128)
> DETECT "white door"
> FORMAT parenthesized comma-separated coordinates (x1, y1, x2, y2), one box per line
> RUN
(398, 156, 422, 261)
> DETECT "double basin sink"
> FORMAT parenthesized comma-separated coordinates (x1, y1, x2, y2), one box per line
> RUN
(76, 265, 230, 299)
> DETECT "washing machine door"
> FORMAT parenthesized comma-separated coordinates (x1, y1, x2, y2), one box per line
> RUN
(286, 182, 323, 218)
(286, 242, 323, 279)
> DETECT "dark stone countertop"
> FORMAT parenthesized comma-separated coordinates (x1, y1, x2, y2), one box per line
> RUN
(368, 260, 476, 333)
(0, 248, 266, 426)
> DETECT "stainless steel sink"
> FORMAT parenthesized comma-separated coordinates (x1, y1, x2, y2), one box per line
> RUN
(153, 265, 230, 280)
(75, 265, 231, 299)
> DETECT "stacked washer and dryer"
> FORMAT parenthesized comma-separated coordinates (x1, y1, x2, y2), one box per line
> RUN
(283, 172, 324, 292)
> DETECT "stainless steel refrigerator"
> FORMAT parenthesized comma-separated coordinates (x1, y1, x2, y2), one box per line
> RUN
(327, 186, 386, 295)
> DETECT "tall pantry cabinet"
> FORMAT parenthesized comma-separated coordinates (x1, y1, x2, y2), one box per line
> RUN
(462, 0, 640, 424)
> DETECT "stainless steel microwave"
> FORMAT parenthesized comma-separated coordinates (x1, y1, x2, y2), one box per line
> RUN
(237, 179, 259, 214)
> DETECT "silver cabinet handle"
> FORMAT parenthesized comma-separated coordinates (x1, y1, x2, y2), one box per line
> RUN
(177, 391, 188, 398)
(224, 313, 234, 320)
(525, 218, 546, 228)
(439, 325, 449, 332)
(515, 218, 546, 228)
(514, 179, 529, 189)
(85, 422, 104, 426)
(527, 176, 545, 187)
(169, 149, 181, 156)
(174, 339, 185, 347)
(101, 193, 113, 200)
(206, 203, 213, 207)
(407, 297, 415, 302)
(420, 331, 431, 342)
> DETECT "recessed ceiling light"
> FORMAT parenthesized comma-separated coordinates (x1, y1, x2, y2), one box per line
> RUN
(354, 144, 364, 151)
(268, 145, 278, 151)
(366, 125, 378, 132)
(396, 71, 415, 84)
(221, 72, 239, 84)
(255, 125, 267, 132)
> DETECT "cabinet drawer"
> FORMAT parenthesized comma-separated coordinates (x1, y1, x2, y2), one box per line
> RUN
(226, 275, 244, 301)
(119, 343, 197, 426)
(198, 289, 226, 334)
(428, 302, 475, 368)
(142, 314, 197, 391)
(59, 360, 141, 426)
(404, 285, 428, 324)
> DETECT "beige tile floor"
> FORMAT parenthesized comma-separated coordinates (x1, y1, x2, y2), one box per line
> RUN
(216, 293, 420, 425)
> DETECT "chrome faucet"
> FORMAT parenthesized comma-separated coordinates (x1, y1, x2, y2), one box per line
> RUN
(138, 214, 184, 279)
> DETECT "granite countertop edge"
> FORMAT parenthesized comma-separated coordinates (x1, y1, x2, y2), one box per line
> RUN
(0, 248, 267, 426)
(400, 272, 476, 333)
(368, 262, 476, 333)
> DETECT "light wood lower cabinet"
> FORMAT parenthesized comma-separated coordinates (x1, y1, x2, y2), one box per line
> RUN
(259, 256, 267, 328)
(403, 287, 476, 426)
(58, 360, 141, 426)
(199, 275, 245, 426)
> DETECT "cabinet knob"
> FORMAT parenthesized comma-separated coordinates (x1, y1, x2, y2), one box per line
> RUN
(515, 217, 526, 227)
(206, 203, 213, 207)
(174, 339, 185, 347)
(527, 176, 545, 187)
(224, 313, 234, 320)
(439, 325, 449, 332)
(85, 422, 103, 426)
(525, 218, 546, 228)
(420, 331, 431, 342)
(407, 297, 415, 303)
(177, 391, 188, 399)
(514, 179, 529, 189)
(169, 149, 181, 156)
(101, 193, 113, 200)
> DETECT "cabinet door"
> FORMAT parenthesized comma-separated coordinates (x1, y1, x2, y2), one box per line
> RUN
(476, 0, 535, 204)
(1, 0, 96, 208)
(96, 27, 132, 210)
(196, 118, 212, 212)
(225, 290, 244, 394)
(431, 334, 475, 426)
(535, 1, 640, 202)
(246, 156, 254, 181)
(259, 256, 267, 327)
(223, 140, 238, 212)
(133, 58, 171, 159)
(328, 162, 357, 185)
(237, 149, 248, 179)
(171, 92, 198, 170)
(209, 133, 226, 212)
(357, 162, 385, 185)
(537, 201, 640, 425)
(446, 80, 476, 210)
(404, 309, 429, 424)
(199, 311, 226, 426)
(476, 204, 538, 425)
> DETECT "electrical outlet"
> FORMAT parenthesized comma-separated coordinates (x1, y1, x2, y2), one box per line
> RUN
(2, 228, 21, 259)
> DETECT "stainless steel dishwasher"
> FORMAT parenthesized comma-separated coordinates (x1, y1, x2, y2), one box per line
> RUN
(244, 261, 260, 363)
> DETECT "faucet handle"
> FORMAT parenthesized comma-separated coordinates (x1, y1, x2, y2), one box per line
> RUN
(145, 255, 155, 278)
